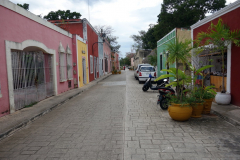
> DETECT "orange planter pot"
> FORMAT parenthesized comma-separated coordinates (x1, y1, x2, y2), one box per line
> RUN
(191, 103, 204, 118)
(168, 103, 192, 121)
(202, 98, 213, 114)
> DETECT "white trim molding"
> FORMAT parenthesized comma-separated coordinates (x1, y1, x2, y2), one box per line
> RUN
(0, 0, 72, 38)
(5, 40, 57, 113)
(191, 1, 240, 29)
(227, 43, 231, 93)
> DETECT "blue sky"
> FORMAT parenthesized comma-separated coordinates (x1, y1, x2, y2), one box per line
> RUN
(9, 0, 236, 57)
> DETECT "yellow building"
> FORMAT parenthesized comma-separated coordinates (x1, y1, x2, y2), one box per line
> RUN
(77, 36, 89, 87)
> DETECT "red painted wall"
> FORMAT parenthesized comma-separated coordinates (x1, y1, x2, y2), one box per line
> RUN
(49, 20, 99, 82)
(87, 24, 99, 81)
(0, 6, 74, 117)
(193, 7, 240, 106)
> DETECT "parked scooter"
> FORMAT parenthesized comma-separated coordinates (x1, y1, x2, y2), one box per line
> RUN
(157, 80, 187, 110)
(142, 74, 168, 91)
(157, 86, 175, 110)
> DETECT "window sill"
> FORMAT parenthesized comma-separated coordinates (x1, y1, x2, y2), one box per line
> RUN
(68, 78, 73, 80)
(60, 79, 67, 83)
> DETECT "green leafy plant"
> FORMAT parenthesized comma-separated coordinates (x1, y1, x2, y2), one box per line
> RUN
(195, 18, 240, 93)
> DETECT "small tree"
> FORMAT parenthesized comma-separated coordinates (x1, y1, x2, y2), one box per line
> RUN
(165, 38, 192, 100)
(195, 18, 240, 93)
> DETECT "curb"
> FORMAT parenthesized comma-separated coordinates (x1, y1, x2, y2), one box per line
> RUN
(211, 110, 240, 129)
(0, 74, 112, 141)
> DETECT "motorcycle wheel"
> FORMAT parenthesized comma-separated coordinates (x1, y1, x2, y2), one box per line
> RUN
(160, 98, 168, 110)
(142, 85, 149, 91)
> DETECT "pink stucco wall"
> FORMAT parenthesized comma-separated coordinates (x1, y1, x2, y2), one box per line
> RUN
(0, 5, 74, 117)
(103, 41, 111, 73)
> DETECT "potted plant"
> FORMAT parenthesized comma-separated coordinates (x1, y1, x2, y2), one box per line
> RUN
(155, 68, 193, 121)
(202, 86, 217, 114)
(155, 38, 193, 121)
(195, 18, 240, 104)
(188, 63, 214, 117)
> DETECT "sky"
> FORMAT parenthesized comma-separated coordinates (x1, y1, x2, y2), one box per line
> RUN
(9, 0, 236, 58)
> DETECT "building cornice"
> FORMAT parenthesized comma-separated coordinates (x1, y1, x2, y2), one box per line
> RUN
(0, 0, 72, 38)
(191, 0, 240, 29)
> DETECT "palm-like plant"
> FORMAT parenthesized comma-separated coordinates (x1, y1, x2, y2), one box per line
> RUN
(164, 38, 192, 99)
(195, 18, 240, 93)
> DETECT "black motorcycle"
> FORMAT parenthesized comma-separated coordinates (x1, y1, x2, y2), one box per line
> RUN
(142, 74, 168, 91)
(157, 86, 175, 110)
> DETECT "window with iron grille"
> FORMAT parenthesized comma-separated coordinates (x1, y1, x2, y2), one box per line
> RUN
(90, 55, 93, 73)
(59, 52, 67, 82)
(67, 54, 73, 80)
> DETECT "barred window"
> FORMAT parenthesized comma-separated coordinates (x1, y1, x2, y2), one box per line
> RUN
(90, 55, 93, 73)
(67, 54, 73, 80)
(66, 45, 73, 80)
(59, 52, 67, 82)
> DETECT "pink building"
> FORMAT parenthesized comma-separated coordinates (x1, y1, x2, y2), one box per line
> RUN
(0, 0, 75, 117)
(103, 40, 112, 74)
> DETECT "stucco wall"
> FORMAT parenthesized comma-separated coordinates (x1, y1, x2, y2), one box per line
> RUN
(87, 24, 99, 81)
(77, 37, 89, 87)
(0, 4, 73, 117)
(192, 5, 240, 106)
(98, 36, 104, 77)
(103, 41, 111, 74)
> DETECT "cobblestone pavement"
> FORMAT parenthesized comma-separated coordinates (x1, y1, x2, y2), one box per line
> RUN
(1, 70, 240, 160)
(0, 72, 126, 160)
(124, 70, 240, 160)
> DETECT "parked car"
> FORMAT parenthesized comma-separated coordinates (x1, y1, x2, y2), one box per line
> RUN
(138, 66, 156, 84)
(134, 64, 151, 80)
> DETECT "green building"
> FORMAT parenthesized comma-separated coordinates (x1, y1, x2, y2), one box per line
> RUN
(157, 28, 191, 80)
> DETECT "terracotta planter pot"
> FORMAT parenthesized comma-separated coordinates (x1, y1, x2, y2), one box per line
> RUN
(168, 103, 192, 121)
(191, 103, 204, 118)
(202, 98, 213, 114)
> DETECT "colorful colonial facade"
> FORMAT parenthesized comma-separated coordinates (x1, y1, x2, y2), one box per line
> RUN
(191, 1, 240, 106)
(0, 0, 74, 117)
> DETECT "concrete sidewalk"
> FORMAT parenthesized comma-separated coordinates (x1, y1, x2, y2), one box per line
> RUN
(0, 73, 112, 140)
(211, 102, 240, 129)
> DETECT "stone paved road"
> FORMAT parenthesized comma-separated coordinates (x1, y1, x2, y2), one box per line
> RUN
(124, 70, 240, 160)
(0, 72, 126, 160)
(1, 69, 240, 160)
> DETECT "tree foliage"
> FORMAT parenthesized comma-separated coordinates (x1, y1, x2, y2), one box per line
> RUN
(94, 25, 121, 52)
(17, 3, 29, 10)
(44, 10, 81, 20)
(131, 0, 226, 50)
(120, 57, 130, 66)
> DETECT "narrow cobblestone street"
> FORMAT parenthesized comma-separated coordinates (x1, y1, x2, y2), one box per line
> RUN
(0, 70, 240, 160)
